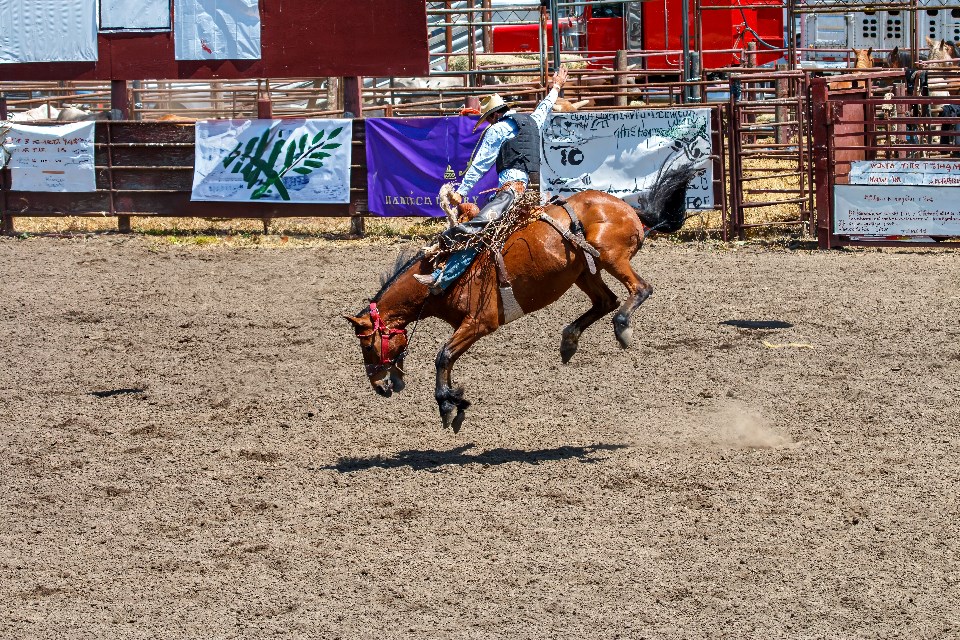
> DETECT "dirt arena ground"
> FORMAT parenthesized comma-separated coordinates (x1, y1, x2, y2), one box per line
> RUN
(1, 235, 958, 638)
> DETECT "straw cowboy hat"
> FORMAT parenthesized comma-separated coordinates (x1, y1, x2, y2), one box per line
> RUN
(473, 94, 510, 132)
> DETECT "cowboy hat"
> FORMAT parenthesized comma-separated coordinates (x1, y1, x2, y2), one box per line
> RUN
(472, 94, 509, 132)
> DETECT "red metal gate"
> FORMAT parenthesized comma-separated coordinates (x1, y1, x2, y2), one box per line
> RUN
(811, 75, 960, 249)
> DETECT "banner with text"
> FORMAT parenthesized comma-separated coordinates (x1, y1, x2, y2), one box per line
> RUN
(192, 119, 352, 203)
(849, 160, 960, 186)
(540, 109, 713, 210)
(1, 121, 96, 192)
(365, 116, 497, 217)
(834, 185, 960, 237)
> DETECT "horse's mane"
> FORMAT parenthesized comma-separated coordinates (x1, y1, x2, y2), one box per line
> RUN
(370, 247, 425, 304)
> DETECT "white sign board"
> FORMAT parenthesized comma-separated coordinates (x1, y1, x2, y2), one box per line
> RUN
(540, 109, 713, 210)
(101, 0, 171, 31)
(174, 0, 261, 60)
(0, 0, 98, 63)
(849, 160, 960, 186)
(1, 121, 96, 192)
(192, 119, 352, 203)
(834, 185, 960, 237)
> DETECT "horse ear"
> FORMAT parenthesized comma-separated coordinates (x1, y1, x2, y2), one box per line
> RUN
(344, 315, 368, 330)
(927, 36, 936, 47)
(868, 47, 873, 56)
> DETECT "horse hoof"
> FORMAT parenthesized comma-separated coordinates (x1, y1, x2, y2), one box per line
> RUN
(615, 326, 633, 349)
(560, 339, 579, 364)
(441, 408, 457, 431)
(451, 409, 467, 434)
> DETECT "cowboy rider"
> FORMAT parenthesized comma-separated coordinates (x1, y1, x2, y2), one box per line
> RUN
(415, 64, 569, 290)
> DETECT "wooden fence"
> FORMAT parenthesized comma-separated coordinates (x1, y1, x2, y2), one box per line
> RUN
(1, 120, 365, 235)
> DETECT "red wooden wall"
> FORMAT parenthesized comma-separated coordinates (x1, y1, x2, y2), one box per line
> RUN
(0, 0, 429, 81)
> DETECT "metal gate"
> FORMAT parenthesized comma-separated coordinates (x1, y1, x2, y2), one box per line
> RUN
(727, 70, 815, 239)
(810, 75, 960, 248)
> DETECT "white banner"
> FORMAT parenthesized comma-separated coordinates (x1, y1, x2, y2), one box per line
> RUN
(101, 0, 171, 31)
(834, 185, 960, 237)
(0, 0, 98, 63)
(540, 109, 713, 210)
(849, 160, 960, 186)
(174, 0, 261, 60)
(1, 121, 96, 192)
(192, 119, 352, 203)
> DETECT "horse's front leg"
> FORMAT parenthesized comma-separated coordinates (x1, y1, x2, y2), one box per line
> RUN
(435, 321, 491, 433)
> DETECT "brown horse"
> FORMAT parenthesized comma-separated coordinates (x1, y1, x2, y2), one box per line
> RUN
(346, 165, 698, 432)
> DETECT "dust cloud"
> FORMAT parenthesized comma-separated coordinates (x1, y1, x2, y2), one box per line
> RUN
(690, 401, 794, 449)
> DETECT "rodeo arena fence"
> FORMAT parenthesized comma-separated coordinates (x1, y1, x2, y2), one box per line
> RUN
(2, 0, 960, 247)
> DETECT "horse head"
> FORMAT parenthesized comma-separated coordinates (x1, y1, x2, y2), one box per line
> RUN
(345, 305, 408, 397)
(854, 48, 874, 69)
(926, 37, 958, 63)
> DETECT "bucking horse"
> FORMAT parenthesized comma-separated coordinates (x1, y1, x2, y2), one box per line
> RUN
(346, 163, 699, 432)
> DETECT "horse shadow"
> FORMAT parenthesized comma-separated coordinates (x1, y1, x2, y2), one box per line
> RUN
(325, 442, 628, 473)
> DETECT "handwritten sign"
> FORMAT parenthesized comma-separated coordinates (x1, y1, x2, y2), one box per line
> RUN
(849, 160, 960, 186)
(2, 121, 96, 192)
(834, 185, 960, 237)
(541, 109, 713, 210)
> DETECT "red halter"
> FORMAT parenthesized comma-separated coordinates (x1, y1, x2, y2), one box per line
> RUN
(357, 302, 407, 374)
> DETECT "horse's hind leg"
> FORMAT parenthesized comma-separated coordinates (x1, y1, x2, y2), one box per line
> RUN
(604, 257, 653, 349)
(561, 272, 619, 363)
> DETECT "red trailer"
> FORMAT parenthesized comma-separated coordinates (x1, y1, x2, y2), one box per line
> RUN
(491, 0, 784, 71)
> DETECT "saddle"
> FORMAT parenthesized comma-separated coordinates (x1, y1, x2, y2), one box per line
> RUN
(427, 191, 600, 323)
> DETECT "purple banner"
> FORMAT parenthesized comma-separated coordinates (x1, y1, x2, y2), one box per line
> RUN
(365, 116, 497, 217)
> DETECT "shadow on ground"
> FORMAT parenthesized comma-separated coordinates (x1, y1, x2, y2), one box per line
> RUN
(720, 319, 793, 330)
(326, 443, 628, 473)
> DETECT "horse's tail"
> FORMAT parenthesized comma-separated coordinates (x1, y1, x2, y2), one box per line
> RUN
(633, 163, 700, 234)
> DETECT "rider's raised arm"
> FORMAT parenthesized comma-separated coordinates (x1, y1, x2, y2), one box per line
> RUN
(530, 87, 560, 129)
(456, 123, 509, 197)
(531, 64, 568, 129)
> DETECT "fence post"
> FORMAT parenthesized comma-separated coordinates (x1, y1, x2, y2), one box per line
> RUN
(775, 64, 788, 145)
(615, 50, 629, 107)
(894, 82, 906, 160)
(343, 77, 363, 118)
(727, 75, 743, 240)
(111, 81, 131, 233)
(810, 78, 832, 249)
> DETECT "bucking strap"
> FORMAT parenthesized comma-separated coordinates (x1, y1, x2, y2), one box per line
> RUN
(538, 212, 594, 254)
(550, 195, 583, 236)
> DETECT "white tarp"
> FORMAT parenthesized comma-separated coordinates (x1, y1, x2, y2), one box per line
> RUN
(540, 108, 714, 210)
(192, 119, 352, 203)
(174, 0, 261, 60)
(849, 160, 960, 186)
(834, 185, 960, 237)
(101, 0, 171, 31)
(1, 121, 96, 192)
(0, 0, 98, 63)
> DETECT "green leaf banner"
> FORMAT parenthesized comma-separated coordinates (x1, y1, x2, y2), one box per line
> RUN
(192, 118, 353, 203)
